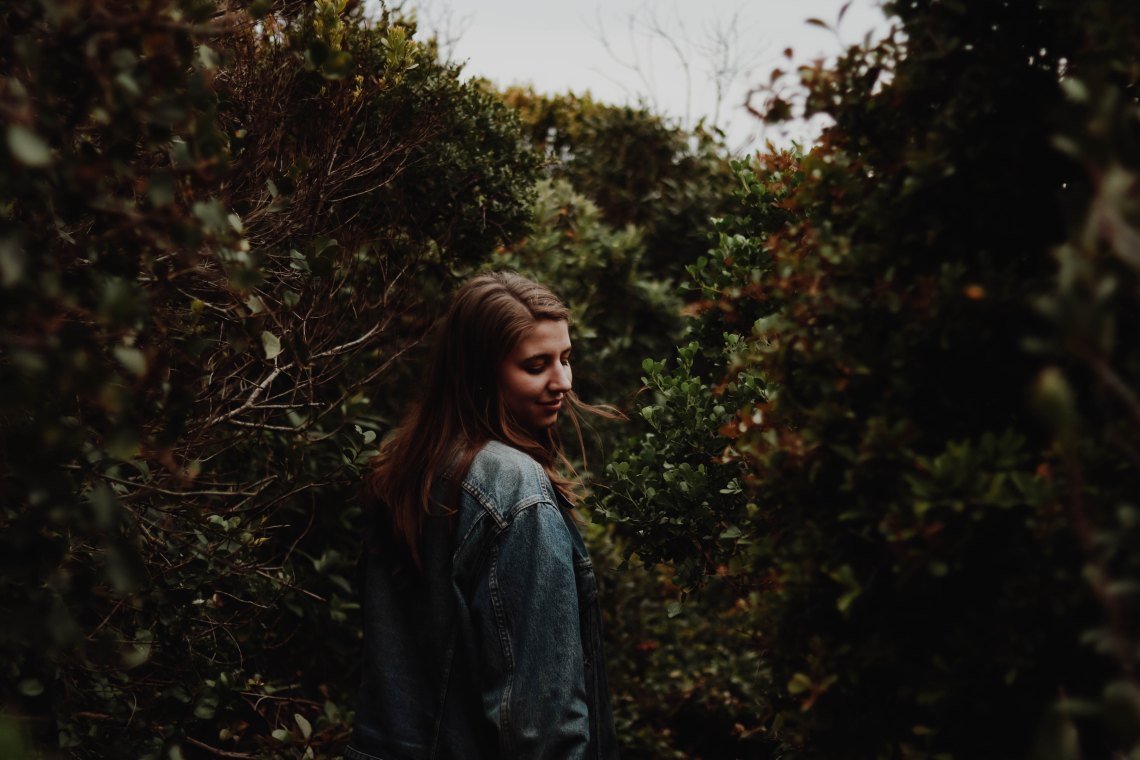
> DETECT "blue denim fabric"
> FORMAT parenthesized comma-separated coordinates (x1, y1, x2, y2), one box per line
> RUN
(348, 440, 619, 760)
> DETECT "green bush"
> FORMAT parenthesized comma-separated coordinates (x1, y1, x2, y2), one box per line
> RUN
(599, 0, 1140, 757)
(0, 2, 537, 756)
(505, 88, 737, 282)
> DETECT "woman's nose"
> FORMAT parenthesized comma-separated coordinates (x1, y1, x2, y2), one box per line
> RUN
(550, 363, 572, 392)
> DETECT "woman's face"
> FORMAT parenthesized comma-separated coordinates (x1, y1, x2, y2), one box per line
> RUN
(498, 319, 573, 435)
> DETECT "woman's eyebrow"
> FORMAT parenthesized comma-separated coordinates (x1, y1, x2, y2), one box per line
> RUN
(520, 346, 572, 362)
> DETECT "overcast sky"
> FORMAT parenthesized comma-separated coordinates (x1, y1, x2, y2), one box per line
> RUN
(373, 0, 892, 152)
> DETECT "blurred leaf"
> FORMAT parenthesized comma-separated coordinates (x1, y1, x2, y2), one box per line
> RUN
(148, 172, 176, 207)
(7, 125, 52, 167)
(113, 346, 147, 377)
(18, 678, 44, 697)
(787, 673, 812, 695)
(193, 199, 231, 236)
(0, 237, 27, 286)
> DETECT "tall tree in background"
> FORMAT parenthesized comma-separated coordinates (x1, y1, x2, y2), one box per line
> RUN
(601, 0, 1140, 756)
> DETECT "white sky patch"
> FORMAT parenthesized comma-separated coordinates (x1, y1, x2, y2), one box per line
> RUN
(368, 1, 892, 152)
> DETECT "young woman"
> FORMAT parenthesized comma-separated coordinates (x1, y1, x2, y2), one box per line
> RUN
(346, 272, 619, 760)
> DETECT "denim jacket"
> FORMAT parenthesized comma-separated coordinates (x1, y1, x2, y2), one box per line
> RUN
(347, 440, 619, 760)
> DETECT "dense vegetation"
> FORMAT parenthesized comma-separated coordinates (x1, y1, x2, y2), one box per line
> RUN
(600, 0, 1140, 756)
(0, 1, 537, 756)
(1, 0, 1138, 758)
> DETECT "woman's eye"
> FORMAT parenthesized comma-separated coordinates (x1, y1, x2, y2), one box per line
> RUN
(524, 365, 544, 375)
(560, 359, 571, 367)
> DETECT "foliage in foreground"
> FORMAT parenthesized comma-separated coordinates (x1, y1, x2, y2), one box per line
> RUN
(0, 1, 537, 756)
(598, 0, 1140, 757)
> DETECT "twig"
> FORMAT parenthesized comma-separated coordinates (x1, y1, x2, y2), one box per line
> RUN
(254, 569, 327, 603)
(311, 321, 384, 358)
(225, 419, 302, 432)
(86, 599, 126, 640)
(280, 494, 317, 568)
(184, 736, 257, 759)
(211, 367, 284, 426)
(100, 472, 277, 498)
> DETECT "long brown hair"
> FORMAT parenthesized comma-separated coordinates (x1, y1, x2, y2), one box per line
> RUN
(364, 272, 615, 567)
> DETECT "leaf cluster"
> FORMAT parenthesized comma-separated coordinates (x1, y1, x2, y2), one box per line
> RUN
(504, 88, 738, 282)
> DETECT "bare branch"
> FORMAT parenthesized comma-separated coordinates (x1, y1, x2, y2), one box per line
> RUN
(588, 1, 766, 135)
(184, 736, 258, 759)
(211, 367, 284, 425)
(254, 569, 328, 603)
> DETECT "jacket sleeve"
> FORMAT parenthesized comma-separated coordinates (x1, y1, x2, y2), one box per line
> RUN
(474, 500, 589, 759)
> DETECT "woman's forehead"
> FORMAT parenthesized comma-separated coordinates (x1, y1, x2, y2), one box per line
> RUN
(511, 319, 571, 356)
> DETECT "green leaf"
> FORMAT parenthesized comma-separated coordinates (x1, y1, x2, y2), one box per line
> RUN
(18, 678, 43, 697)
(787, 672, 812, 695)
(1059, 77, 1089, 103)
(114, 71, 142, 97)
(193, 698, 217, 720)
(245, 294, 265, 315)
(294, 713, 312, 740)
(197, 44, 221, 70)
(227, 212, 245, 234)
(7, 125, 53, 167)
(123, 629, 153, 669)
(262, 331, 282, 360)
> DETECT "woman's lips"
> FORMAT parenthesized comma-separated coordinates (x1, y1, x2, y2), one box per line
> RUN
(539, 400, 562, 411)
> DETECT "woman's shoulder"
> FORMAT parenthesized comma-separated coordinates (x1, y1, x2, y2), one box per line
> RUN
(459, 440, 555, 520)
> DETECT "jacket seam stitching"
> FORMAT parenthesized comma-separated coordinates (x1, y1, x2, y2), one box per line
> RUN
(505, 494, 550, 522)
(456, 440, 545, 518)
(529, 455, 554, 502)
(487, 543, 514, 756)
(459, 479, 506, 530)
(453, 500, 490, 560)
